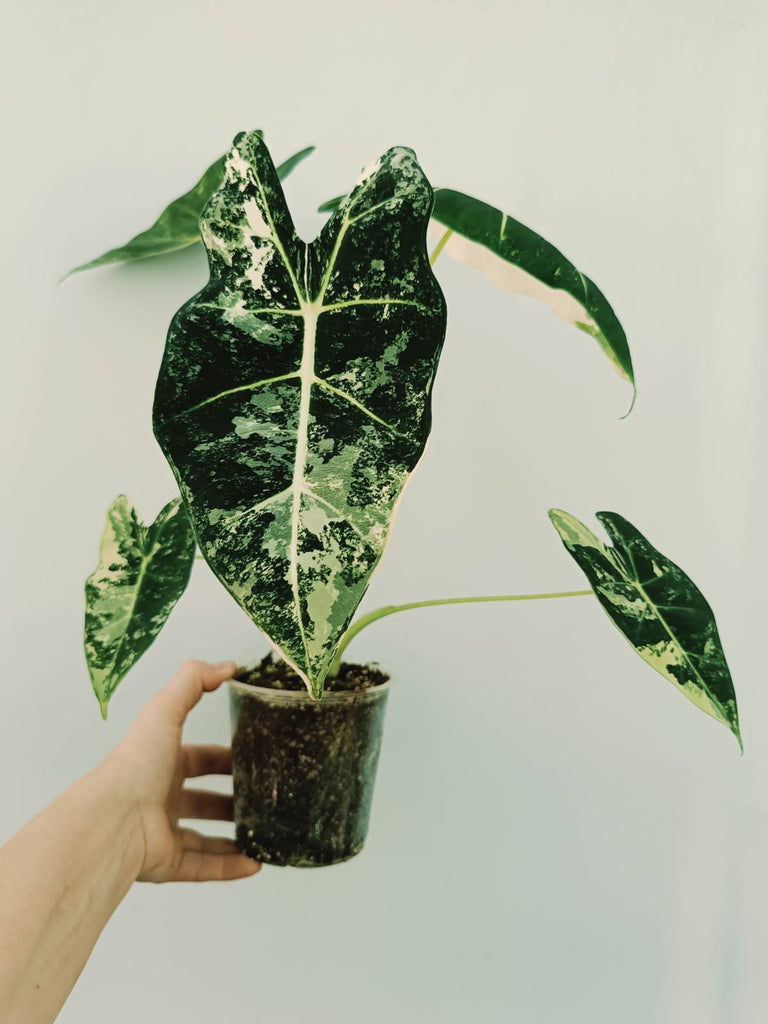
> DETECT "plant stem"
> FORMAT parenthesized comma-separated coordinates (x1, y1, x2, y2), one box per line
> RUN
(429, 228, 453, 266)
(327, 589, 593, 676)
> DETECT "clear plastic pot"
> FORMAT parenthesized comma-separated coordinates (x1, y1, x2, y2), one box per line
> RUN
(228, 674, 391, 867)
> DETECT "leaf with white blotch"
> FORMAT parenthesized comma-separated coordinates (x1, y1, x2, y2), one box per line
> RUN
(320, 187, 634, 411)
(430, 190, 634, 405)
(153, 130, 446, 698)
(62, 142, 315, 279)
(549, 508, 740, 749)
(84, 495, 196, 718)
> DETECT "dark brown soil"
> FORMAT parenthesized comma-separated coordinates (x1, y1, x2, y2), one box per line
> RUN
(233, 653, 389, 693)
(229, 655, 391, 867)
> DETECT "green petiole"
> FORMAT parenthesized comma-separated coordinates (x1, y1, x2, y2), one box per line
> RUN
(327, 589, 592, 677)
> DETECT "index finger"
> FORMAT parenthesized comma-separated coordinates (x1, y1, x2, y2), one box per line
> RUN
(183, 744, 232, 777)
(156, 659, 239, 726)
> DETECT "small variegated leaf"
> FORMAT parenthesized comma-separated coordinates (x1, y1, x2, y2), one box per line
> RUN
(62, 143, 315, 279)
(84, 495, 196, 718)
(153, 130, 447, 698)
(430, 189, 634, 405)
(548, 508, 741, 749)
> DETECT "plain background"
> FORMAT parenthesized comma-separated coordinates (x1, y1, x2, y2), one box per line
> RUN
(2, 0, 768, 1020)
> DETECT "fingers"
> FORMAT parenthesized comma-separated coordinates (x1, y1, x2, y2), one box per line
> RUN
(178, 827, 240, 855)
(179, 788, 234, 822)
(156, 660, 238, 726)
(175, 850, 261, 882)
(175, 828, 261, 882)
(182, 743, 232, 777)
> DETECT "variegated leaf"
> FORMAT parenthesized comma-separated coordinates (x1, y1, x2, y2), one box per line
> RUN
(153, 131, 446, 698)
(549, 509, 740, 749)
(319, 188, 634, 409)
(429, 189, 634, 403)
(84, 495, 196, 718)
(62, 142, 315, 279)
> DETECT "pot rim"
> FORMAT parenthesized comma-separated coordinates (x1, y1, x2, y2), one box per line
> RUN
(227, 671, 393, 703)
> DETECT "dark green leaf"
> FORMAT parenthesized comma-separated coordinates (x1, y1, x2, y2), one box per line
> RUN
(153, 131, 446, 697)
(274, 145, 315, 179)
(431, 189, 634, 405)
(549, 508, 740, 749)
(83, 495, 196, 718)
(62, 141, 315, 279)
(317, 194, 345, 214)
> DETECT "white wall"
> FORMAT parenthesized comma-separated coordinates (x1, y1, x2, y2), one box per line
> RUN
(2, 0, 768, 1020)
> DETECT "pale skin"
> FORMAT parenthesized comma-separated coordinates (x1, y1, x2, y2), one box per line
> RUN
(0, 659, 261, 1024)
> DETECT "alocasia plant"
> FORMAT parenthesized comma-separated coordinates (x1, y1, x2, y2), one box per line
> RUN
(78, 128, 740, 750)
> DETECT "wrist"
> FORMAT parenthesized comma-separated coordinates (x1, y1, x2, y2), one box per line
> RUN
(86, 759, 147, 884)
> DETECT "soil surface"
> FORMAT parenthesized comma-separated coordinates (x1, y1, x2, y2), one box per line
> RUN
(229, 654, 391, 867)
(233, 653, 389, 693)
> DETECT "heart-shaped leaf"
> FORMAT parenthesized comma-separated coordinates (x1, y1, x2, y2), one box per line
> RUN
(84, 495, 196, 718)
(153, 131, 447, 698)
(62, 142, 315, 279)
(549, 508, 740, 749)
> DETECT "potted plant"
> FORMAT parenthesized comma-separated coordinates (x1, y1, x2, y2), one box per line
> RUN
(75, 129, 740, 868)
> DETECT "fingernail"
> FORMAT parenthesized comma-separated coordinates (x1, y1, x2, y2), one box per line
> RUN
(215, 660, 236, 670)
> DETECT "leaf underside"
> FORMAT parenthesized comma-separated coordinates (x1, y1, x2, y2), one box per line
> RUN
(153, 131, 447, 697)
(62, 142, 315, 279)
(549, 509, 740, 749)
(83, 495, 196, 717)
(430, 189, 634, 395)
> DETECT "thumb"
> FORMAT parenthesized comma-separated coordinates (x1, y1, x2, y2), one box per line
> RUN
(156, 659, 238, 727)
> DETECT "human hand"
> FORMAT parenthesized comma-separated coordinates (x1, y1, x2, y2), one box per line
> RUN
(100, 659, 261, 883)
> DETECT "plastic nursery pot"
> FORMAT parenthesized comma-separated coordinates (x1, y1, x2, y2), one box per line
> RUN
(228, 664, 391, 868)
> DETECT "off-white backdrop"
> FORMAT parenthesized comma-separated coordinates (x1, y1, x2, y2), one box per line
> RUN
(2, 1, 767, 1020)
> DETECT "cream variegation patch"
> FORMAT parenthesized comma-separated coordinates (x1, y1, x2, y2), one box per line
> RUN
(429, 220, 597, 330)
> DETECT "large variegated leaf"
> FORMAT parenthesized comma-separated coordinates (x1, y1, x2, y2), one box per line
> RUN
(153, 130, 446, 698)
(319, 188, 634, 410)
(62, 142, 314, 279)
(84, 495, 196, 718)
(549, 509, 740, 749)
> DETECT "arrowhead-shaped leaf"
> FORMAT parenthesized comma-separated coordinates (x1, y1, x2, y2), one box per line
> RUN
(430, 189, 634, 405)
(84, 495, 196, 718)
(153, 131, 447, 698)
(62, 142, 315, 279)
(548, 509, 740, 749)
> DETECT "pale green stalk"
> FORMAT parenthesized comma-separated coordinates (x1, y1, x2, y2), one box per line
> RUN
(327, 589, 592, 677)
(429, 228, 453, 266)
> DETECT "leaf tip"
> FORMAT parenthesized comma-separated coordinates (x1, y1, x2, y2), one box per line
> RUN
(618, 383, 638, 421)
(99, 699, 109, 721)
(547, 508, 568, 530)
(732, 722, 744, 755)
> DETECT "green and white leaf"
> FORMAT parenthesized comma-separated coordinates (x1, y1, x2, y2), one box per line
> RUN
(62, 142, 315, 279)
(429, 189, 634, 402)
(153, 130, 446, 698)
(84, 495, 196, 718)
(548, 508, 740, 749)
(319, 187, 634, 408)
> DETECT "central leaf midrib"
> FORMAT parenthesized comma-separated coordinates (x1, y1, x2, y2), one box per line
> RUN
(615, 544, 725, 718)
(284, 205, 353, 668)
